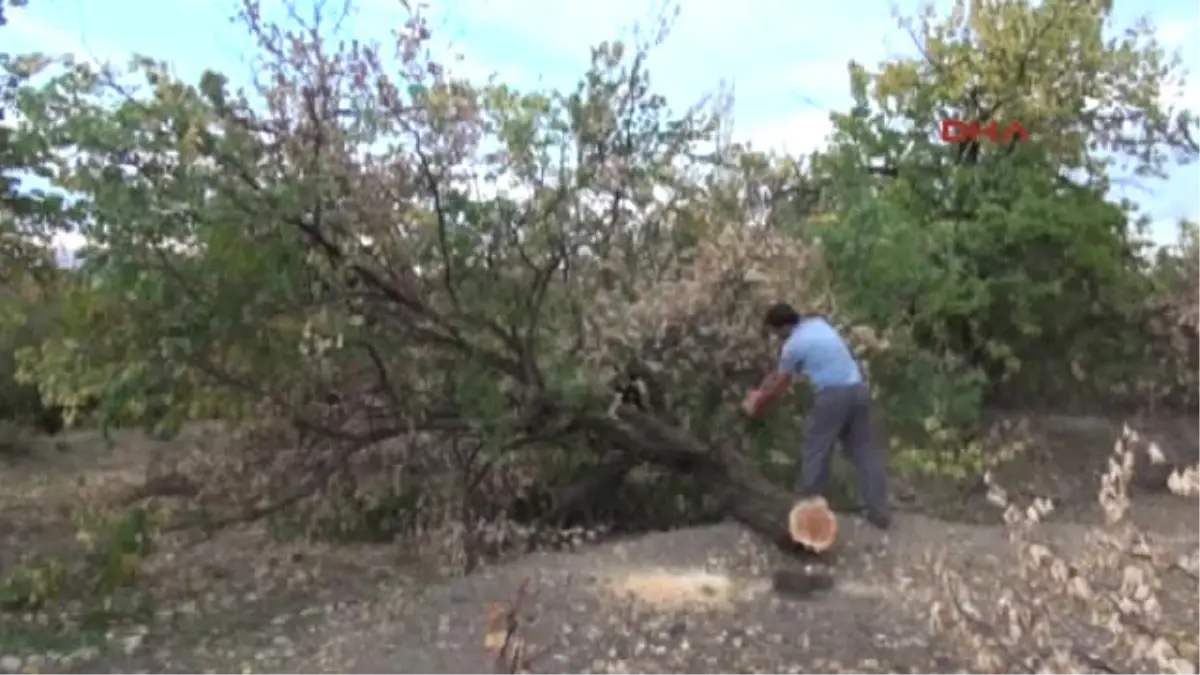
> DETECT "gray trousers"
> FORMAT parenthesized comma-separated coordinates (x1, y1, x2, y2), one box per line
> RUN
(797, 382, 890, 518)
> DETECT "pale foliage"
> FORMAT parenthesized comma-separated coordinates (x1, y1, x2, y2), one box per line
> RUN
(590, 225, 890, 424)
(932, 425, 1200, 674)
(588, 226, 829, 376)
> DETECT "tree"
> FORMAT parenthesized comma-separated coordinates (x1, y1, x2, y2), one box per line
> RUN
(2, 0, 63, 288)
(855, 0, 1197, 182)
(5, 0, 1195, 553)
(11, 1, 888, 547)
(1, 0, 80, 431)
(815, 0, 1198, 416)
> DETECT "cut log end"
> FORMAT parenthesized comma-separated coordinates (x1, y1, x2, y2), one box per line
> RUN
(788, 497, 838, 552)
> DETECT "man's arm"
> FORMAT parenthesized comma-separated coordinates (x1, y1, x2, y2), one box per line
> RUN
(753, 371, 794, 408)
(745, 339, 803, 416)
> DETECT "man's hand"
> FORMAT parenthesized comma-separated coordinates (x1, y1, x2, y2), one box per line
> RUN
(744, 372, 795, 418)
(742, 389, 764, 417)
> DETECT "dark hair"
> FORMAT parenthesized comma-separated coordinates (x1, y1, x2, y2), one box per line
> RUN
(763, 302, 802, 329)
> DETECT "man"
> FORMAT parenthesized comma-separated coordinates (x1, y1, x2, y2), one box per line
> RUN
(743, 302, 891, 530)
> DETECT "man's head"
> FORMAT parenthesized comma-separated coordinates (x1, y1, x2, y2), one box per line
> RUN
(763, 301, 802, 340)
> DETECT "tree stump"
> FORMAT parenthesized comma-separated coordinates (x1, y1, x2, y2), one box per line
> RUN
(788, 496, 838, 552)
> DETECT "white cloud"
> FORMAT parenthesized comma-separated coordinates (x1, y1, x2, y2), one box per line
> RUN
(5, 11, 124, 64)
(425, 0, 892, 165)
(1146, 218, 1193, 251)
(739, 109, 836, 156)
(1158, 19, 1196, 48)
(741, 59, 861, 103)
(439, 44, 539, 88)
(437, 0, 735, 56)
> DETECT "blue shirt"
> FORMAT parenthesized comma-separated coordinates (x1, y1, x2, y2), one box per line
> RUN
(778, 317, 862, 391)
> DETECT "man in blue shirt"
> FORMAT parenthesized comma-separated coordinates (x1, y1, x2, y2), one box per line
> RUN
(743, 302, 891, 530)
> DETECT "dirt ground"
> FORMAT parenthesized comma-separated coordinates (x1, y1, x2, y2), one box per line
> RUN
(0, 413, 1196, 674)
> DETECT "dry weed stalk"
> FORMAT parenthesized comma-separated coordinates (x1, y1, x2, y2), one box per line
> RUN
(930, 425, 1200, 674)
(484, 577, 545, 674)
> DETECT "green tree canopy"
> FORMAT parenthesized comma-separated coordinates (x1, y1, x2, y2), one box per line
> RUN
(814, 0, 1197, 417)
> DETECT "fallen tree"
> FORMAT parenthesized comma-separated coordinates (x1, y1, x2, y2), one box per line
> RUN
(5, 1, 887, 551)
(585, 407, 798, 547)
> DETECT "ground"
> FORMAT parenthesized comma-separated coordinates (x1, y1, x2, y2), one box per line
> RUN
(0, 413, 1196, 674)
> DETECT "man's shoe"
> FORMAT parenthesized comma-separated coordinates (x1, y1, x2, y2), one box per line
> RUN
(865, 511, 892, 530)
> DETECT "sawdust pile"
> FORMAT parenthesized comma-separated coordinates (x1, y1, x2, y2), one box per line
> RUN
(602, 569, 744, 610)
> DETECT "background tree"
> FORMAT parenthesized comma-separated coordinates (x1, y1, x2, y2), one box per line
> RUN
(1, 0, 77, 431)
(815, 0, 1198, 432)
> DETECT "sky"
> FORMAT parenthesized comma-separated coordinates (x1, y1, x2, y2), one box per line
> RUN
(6, 0, 1199, 252)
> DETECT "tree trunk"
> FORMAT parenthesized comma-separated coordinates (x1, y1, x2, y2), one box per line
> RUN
(587, 409, 798, 549)
(701, 441, 798, 548)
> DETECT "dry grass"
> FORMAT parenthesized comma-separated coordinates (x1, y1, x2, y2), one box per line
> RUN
(485, 578, 545, 674)
(929, 423, 1200, 674)
(4, 419, 1198, 674)
(480, 420, 1198, 675)
(0, 426, 427, 672)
